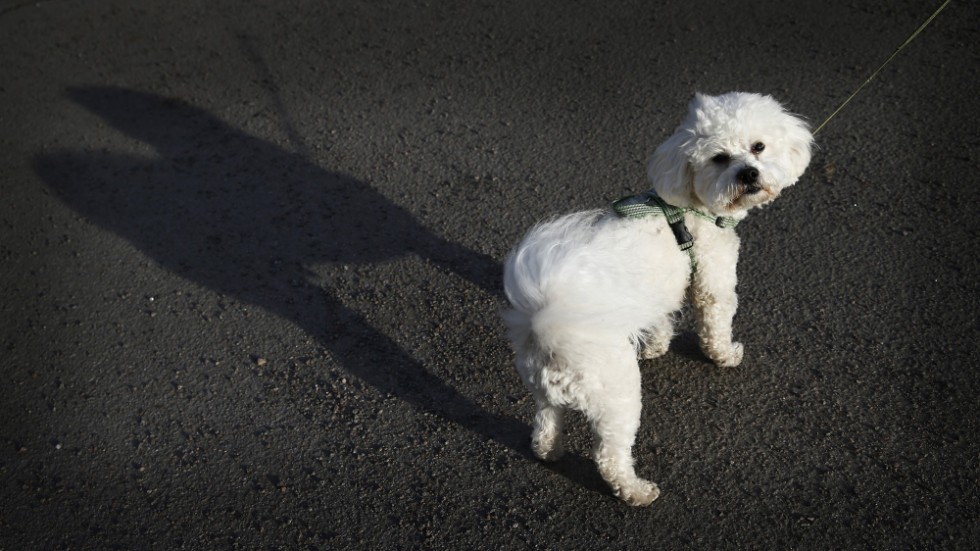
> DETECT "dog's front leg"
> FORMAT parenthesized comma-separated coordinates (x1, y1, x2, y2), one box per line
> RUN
(689, 225, 743, 367)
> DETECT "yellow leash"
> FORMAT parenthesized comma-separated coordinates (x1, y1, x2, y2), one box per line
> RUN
(813, 0, 952, 136)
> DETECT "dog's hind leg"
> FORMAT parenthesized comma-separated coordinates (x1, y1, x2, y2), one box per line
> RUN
(530, 392, 565, 461)
(515, 335, 566, 462)
(585, 342, 660, 506)
(639, 315, 674, 360)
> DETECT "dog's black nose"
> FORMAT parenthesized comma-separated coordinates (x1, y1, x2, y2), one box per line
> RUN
(737, 167, 759, 185)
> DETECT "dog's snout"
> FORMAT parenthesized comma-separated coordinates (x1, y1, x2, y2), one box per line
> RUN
(737, 166, 759, 185)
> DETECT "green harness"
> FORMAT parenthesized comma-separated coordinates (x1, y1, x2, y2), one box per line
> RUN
(612, 190, 739, 270)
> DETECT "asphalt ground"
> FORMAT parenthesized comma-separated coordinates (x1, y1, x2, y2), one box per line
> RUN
(2, 0, 978, 549)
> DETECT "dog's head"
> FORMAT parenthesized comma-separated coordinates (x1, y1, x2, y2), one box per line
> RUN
(647, 92, 813, 217)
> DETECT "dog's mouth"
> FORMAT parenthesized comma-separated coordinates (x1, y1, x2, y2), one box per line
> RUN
(726, 183, 774, 210)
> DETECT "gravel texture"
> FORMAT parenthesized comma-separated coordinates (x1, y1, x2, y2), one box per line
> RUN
(2, 0, 978, 549)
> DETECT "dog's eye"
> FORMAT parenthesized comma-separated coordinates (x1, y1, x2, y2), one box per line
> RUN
(711, 153, 731, 164)
(751, 142, 765, 154)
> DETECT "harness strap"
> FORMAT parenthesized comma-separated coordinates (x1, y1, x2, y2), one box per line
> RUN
(612, 190, 739, 271)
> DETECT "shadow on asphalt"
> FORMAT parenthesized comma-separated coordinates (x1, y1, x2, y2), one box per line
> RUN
(32, 86, 576, 478)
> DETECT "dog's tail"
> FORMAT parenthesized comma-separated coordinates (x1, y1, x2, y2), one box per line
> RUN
(502, 209, 643, 354)
(502, 210, 603, 313)
(502, 213, 584, 354)
(502, 273, 634, 370)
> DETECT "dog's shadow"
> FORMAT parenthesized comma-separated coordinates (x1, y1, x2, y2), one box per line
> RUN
(35, 86, 551, 463)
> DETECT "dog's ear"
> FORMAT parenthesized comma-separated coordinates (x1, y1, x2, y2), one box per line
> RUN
(783, 115, 814, 184)
(645, 93, 717, 205)
(646, 128, 694, 207)
(691, 92, 717, 113)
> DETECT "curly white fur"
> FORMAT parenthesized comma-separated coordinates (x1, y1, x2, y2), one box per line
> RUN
(502, 92, 813, 506)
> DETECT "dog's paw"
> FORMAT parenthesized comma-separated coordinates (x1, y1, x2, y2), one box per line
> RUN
(639, 341, 669, 360)
(707, 341, 744, 368)
(619, 478, 661, 507)
(639, 330, 672, 360)
(531, 436, 565, 462)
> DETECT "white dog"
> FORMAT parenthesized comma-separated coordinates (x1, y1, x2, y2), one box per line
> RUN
(502, 92, 813, 505)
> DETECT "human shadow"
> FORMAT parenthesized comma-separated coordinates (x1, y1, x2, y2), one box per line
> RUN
(34, 86, 535, 458)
